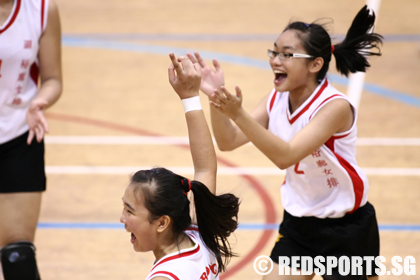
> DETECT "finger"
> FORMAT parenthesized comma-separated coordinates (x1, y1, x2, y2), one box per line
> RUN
(27, 130, 35, 145)
(213, 90, 227, 104)
(194, 52, 208, 68)
(209, 100, 222, 110)
(35, 125, 44, 143)
(193, 62, 202, 76)
(213, 59, 222, 73)
(219, 86, 232, 100)
(180, 56, 194, 73)
(235, 86, 243, 99)
(209, 93, 219, 102)
(169, 53, 183, 74)
(168, 64, 177, 84)
(38, 112, 49, 133)
(186, 52, 198, 64)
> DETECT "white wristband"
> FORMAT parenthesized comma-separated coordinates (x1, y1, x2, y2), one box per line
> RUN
(182, 96, 202, 113)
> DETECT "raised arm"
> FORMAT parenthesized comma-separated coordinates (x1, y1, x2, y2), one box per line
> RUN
(168, 53, 217, 194)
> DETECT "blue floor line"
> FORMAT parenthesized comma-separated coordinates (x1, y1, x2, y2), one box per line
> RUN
(63, 33, 420, 42)
(61, 36, 420, 109)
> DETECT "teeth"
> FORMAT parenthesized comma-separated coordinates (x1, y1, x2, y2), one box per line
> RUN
(274, 70, 286, 74)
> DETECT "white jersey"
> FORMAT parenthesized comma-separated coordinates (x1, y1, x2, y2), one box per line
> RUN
(267, 78, 369, 218)
(146, 226, 219, 280)
(0, 0, 48, 144)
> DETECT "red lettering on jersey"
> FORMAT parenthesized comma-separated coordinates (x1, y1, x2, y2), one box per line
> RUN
(316, 160, 328, 168)
(199, 263, 217, 279)
(18, 72, 26, 81)
(311, 150, 321, 158)
(0, 59, 2, 77)
(24, 40, 32, 49)
(16, 86, 22, 94)
(322, 169, 333, 175)
(12, 97, 22, 105)
(327, 177, 339, 188)
(209, 264, 217, 274)
(21, 59, 30, 69)
(294, 162, 304, 174)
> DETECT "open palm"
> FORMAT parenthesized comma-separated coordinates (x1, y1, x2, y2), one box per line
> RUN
(187, 52, 224, 98)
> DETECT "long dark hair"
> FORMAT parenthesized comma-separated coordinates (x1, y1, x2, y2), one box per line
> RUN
(130, 167, 239, 273)
(283, 5, 383, 81)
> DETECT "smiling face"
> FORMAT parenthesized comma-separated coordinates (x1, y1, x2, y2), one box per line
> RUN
(120, 183, 160, 252)
(270, 29, 317, 95)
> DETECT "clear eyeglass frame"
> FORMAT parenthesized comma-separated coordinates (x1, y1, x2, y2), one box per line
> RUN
(267, 49, 314, 60)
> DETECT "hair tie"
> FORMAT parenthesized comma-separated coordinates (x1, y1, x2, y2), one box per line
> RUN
(331, 45, 335, 53)
(181, 178, 191, 195)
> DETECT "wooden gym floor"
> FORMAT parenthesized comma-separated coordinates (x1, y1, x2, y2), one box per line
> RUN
(4, 0, 420, 279)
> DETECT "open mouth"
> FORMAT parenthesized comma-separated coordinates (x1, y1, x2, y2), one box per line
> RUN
(274, 70, 287, 84)
(131, 232, 136, 243)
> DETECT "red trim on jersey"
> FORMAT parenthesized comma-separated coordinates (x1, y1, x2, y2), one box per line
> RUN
(149, 271, 180, 280)
(187, 226, 199, 232)
(287, 79, 328, 124)
(269, 91, 278, 112)
(0, 0, 21, 34)
(41, 0, 46, 30)
(309, 94, 344, 120)
(325, 137, 364, 214)
(30, 63, 40, 86)
(151, 244, 200, 271)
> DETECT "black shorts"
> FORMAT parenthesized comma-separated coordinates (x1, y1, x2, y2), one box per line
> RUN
(0, 131, 46, 193)
(270, 202, 380, 280)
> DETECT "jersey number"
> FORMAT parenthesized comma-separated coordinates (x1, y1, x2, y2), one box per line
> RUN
(294, 162, 304, 174)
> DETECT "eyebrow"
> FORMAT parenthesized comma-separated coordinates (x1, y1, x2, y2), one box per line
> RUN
(122, 198, 135, 211)
(273, 42, 295, 51)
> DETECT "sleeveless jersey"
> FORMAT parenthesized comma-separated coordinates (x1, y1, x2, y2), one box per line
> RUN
(267, 78, 369, 218)
(146, 226, 219, 280)
(0, 0, 48, 144)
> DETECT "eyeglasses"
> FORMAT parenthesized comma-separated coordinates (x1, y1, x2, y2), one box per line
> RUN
(267, 49, 313, 60)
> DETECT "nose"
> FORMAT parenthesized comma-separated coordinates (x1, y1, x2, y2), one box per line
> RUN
(120, 213, 125, 224)
(271, 55, 282, 65)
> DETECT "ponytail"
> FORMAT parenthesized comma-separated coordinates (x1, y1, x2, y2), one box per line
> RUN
(284, 5, 383, 81)
(130, 168, 239, 273)
(191, 180, 239, 273)
(333, 5, 383, 76)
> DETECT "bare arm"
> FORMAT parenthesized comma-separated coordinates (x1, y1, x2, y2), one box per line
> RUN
(212, 86, 353, 169)
(210, 90, 269, 151)
(26, 0, 62, 144)
(168, 53, 217, 194)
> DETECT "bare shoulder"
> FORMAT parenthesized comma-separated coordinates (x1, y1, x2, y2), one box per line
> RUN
(48, 0, 59, 12)
(312, 98, 354, 133)
(46, 0, 60, 21)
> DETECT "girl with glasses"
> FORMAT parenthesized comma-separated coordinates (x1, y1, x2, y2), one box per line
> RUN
(188, 5, 382, 280)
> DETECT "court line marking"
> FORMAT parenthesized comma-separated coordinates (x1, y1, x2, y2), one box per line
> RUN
(45, 166, 420, 176)
(44, 136, 420, 146)
(63, 33, 420, 42)
(44, 112, 276, 279)
(36, 222, 420, 232)
(61, 36, 420, 109)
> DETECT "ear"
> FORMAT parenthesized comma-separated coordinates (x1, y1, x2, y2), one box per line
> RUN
(308, 57, 324, 74)
(156, 215, 171, 233)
